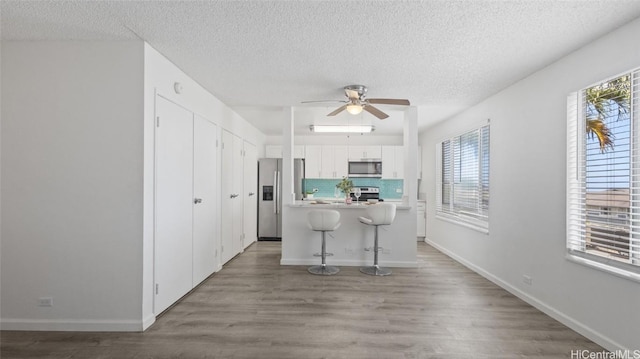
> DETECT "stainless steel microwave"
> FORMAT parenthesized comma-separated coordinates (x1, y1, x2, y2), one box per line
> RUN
(348, 161, 382, 177)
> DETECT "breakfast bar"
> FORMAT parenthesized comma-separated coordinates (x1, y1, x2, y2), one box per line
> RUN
(280, 201, 418, 268)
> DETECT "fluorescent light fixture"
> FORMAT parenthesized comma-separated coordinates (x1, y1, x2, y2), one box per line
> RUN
(310, 125, 374, 133)
(346, 104, 364, 115)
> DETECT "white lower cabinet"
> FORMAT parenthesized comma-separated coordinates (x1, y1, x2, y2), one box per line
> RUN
(417, 201, 426, 238)
(154, 96, 218, 314)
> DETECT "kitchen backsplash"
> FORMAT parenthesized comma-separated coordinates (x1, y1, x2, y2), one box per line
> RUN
(303, 178, 404, 200)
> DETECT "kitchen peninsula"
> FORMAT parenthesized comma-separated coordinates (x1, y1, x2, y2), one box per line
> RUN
(281, 201, 418, 268)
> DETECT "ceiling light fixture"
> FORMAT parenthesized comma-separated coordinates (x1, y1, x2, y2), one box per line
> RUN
(310, 125, 374, 133)
(346, 104, 364, 115)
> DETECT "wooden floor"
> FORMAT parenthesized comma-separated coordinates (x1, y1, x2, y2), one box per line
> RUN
(1, 242, 603, 359)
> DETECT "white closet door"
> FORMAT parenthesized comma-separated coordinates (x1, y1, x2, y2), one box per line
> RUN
(154, 96, 194, 314)
(221, 130, 235, 264)
(232, 135, 244, 256)
(192, 115, 218, 286)
(243, 141, 257, 248)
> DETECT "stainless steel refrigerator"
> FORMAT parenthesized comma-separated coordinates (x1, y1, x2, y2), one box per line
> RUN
(258, 158, 304, 239)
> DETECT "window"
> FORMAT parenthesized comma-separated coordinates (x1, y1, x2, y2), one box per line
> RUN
(436, 123, 490, 232)
(567, 69, 640, 278)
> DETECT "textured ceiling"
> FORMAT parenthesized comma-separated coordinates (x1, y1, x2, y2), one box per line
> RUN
(3, 1, 640, 135)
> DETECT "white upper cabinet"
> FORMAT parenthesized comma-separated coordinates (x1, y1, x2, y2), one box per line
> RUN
(304, 145, 322, 178)
(381, 145, 404, 179)
(264, 145, 305, 158)
(321, 145, 348, 179)
(348, 145, 382, 160)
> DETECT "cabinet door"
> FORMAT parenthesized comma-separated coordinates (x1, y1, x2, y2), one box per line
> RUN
(232, 135, 244, 257)
(381, 145, 396, 179)
(333, 145, 348, 178)
(221, 130, 235, 264)
(154, 96, 194, 314)
(294, 145, 305, 159)
(417, 202, 426, 237)
(320, 146, 335, 178)
(364, 145, 382, 159)
(243, 141, 258, 248)
(348, 146, 365, 160)
(192, 115, 218, 286)
(305, 145, 322, 178)
(265, 145, 282, 158)
(382, 146, 405, 179)
(265, 145, 304, 158)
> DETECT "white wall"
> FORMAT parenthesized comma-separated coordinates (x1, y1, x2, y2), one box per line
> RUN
(419, 18, 640, 350)
(1, 41, 145, 330)
(0, 40, 266, 332)
(142, 44, 266, 326)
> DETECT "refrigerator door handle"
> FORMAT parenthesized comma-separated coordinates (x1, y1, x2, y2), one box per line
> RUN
(273, 171, 278, 214)
(275, 170, 281, 214)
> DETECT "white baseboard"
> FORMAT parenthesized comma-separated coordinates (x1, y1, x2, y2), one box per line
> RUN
(1, 318, 149, 332)
(425, 239, 626, 351)
(280, 258, 417, 268)
(142, 314, 156, 331)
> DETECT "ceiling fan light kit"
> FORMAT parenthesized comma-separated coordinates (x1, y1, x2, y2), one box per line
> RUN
(302, 85, 410, 120)
(346, 104, 364, 115)
(309, 125, 374, 133)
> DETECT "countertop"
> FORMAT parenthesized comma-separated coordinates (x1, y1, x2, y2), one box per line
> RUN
(288, 200, 412, 210)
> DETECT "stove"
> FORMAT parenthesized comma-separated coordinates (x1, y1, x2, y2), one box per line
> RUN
(349, 186, 380, 201)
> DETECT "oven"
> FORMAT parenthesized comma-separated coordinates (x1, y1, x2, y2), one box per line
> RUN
(349, 186, 380, 201)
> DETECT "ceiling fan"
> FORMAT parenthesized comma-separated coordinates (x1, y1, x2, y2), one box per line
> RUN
(302, 85, 410, 120)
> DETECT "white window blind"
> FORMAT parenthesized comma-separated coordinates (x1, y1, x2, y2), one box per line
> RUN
(436, 124, 490, 231)
(567, 69, 640, 275)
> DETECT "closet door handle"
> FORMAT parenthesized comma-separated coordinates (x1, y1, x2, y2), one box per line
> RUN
(248, 192, 255, 196)
(194, 198, 203, 204)
(230, 194, 239, 199)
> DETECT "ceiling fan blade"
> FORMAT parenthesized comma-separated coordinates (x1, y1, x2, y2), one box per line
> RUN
(327, 104, 348, 116)
(364, 105, 389, 119)
(301, 100, 347, 104)
(367, 98, 410, 106)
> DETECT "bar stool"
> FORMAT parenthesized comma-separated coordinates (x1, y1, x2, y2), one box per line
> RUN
(359, 203, 396, 276)
(307, 209, 341, 275)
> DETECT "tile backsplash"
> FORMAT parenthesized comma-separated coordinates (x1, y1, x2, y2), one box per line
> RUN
(303, 178, 403, 200)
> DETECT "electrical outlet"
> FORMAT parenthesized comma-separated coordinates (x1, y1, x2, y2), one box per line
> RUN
(522, 275, 533, 285)
(38, 297, 53, 307)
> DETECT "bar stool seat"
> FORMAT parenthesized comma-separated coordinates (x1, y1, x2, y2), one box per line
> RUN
(307, 209, 341, 275)
(359, 203, 396, 276)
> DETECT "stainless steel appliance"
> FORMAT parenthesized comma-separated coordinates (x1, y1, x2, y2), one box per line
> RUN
(348, 161, 382, 178)
(349, 186, 380, 201)
(258, 158, 305, 239)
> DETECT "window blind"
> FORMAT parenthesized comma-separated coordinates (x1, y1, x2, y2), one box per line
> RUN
(436, 124, 490, 230)
(567, 69, 640, 272)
